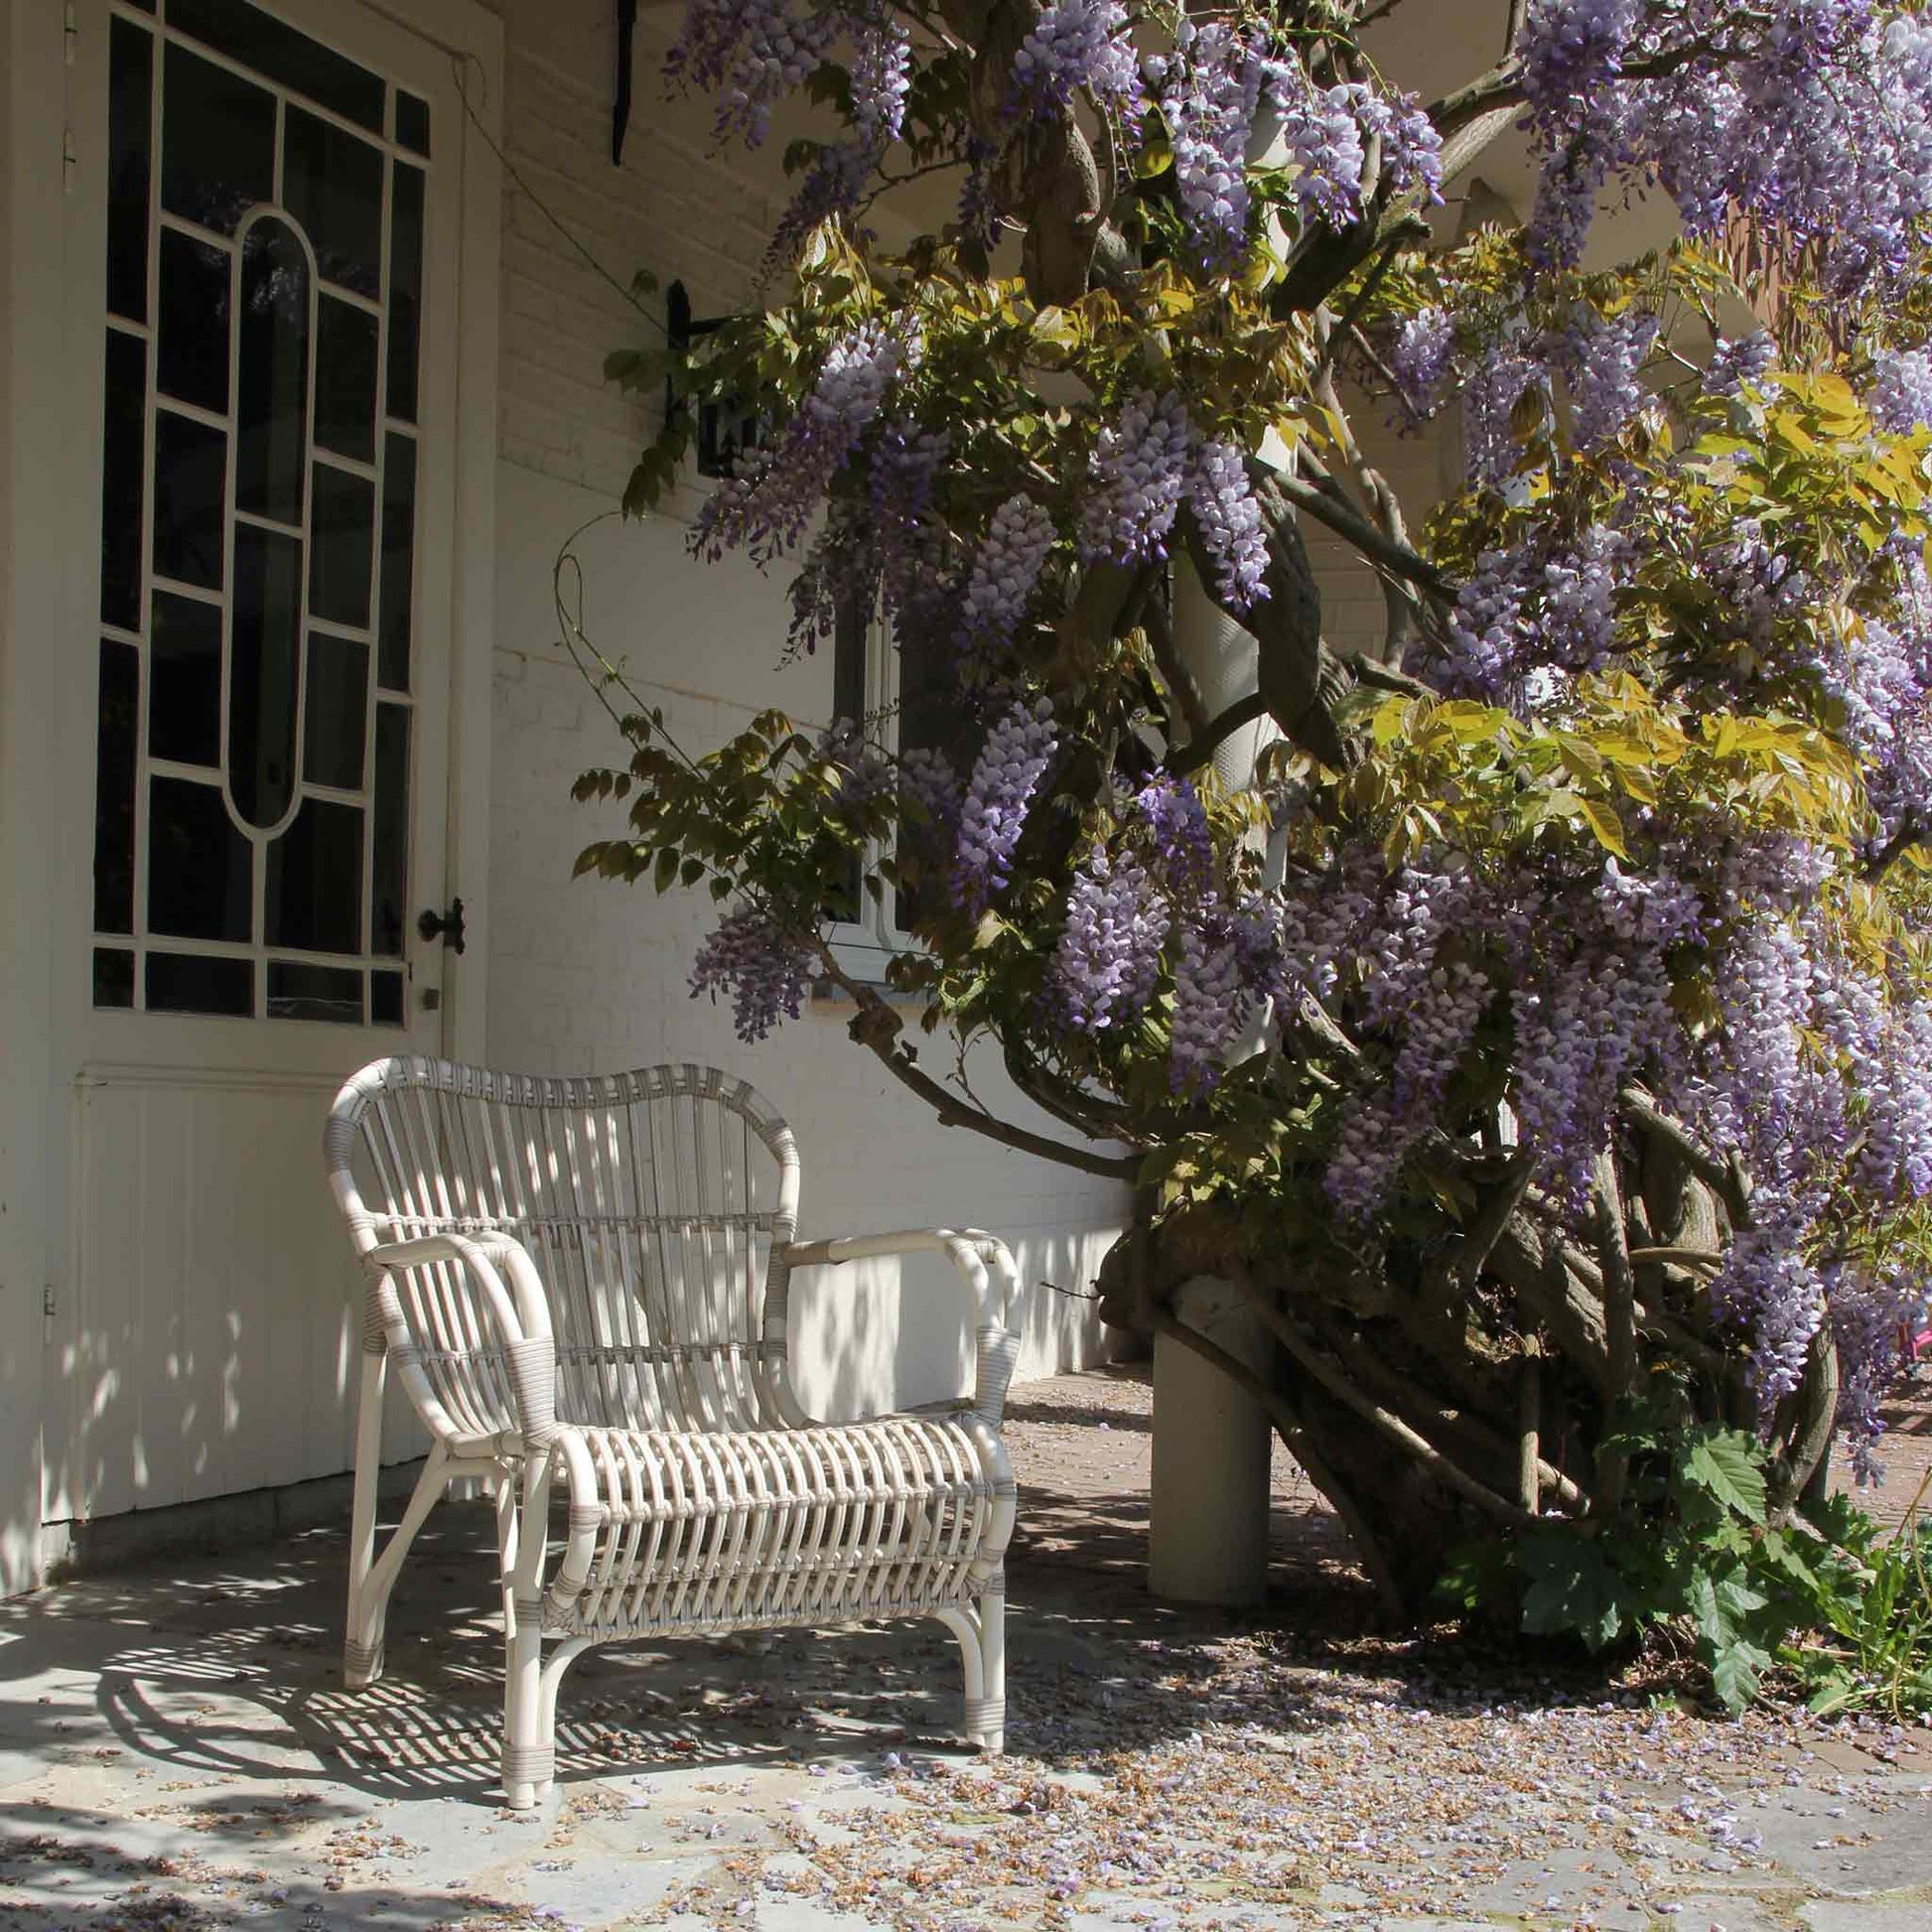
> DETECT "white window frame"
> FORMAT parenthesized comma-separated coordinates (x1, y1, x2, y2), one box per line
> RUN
(823, 593, 909, 983)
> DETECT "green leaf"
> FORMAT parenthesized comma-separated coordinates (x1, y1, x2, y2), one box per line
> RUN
(653, 847, 681, 894)
(1581, 796, 1630, 859)
(1519, 1531, 1624, 1651)
(1709, 1637, 1772, 1714)
(1676, 1429, 1768, 1524)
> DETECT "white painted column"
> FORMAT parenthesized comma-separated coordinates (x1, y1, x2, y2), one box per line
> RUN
(1149, 1277, 1274, 1606)
(1144, 564, 1284, 1605)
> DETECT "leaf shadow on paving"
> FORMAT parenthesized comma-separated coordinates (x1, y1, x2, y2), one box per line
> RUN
(0, 1366, 1929, 1931)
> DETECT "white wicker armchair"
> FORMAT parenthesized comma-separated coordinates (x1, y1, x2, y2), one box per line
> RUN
(325, 1057, 1020, 1809)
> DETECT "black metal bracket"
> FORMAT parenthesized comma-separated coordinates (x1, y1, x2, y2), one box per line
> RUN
(613, 0, 638, 166)
(666, 279, 763, 479)
(417, 897, 467, 955)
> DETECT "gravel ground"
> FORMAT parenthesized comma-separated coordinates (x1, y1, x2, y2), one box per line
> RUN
(1, 1365, 1929, 1932)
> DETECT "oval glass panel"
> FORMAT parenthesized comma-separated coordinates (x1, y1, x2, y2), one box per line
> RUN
(236, 214, 311, 525)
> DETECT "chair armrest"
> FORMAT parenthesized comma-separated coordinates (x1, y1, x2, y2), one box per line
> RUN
(783, 1227, 1021, 1426)
(361, 1232, 557, 1449)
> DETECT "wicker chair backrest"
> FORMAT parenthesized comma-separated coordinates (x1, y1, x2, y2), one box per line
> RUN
(327, 1058, 802, 1436)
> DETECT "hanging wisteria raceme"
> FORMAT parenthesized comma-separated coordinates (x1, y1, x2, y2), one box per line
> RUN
(1010, 0, 1141, 114)
(1150, 20, 1271, 264)
(952, 697, 1058, 913)
(1830, 1262, 1922, 1480)
(1185, 440, 1272, 608)
(1170, 919, 1246, 1096)
(690, 900, 817, 1042)
(1462, 345, 1545, 489)
(957, 493, 1056, 662)
(665, 0, 838, 146)
(1564, 308, 1659, 450)
(693, 322, 915, 566)
(1872, 345, 1932, 433)
(1133, 775, 1215, 900)
(1326, 961, 1491, 1218)
(1705, 330, 1777, 396)
(1516, 0, 1639, 266)
(1081, 390, 1193, 565)
(1050, 846, 1172, 1033)
(1385, 308, 1455, 421)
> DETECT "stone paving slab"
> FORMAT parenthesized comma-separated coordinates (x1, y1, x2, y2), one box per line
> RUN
(0, 1369, 1930, 1932)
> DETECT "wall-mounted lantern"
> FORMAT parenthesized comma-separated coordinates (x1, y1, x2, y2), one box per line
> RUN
(665, 280, 764, 480)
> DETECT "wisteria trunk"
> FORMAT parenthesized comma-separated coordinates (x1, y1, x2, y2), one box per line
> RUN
(1098, 1120, 1838, 1620)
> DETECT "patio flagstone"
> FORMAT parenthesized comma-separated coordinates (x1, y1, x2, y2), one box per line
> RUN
(1, 1366, 1930, 1932)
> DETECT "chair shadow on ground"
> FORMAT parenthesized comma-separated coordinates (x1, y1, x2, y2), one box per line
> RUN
(0, 1473, 1397, 1822)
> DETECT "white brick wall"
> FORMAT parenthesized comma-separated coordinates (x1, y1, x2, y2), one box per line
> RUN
(482, 5, 1125, 1418)
(1303, 394, 1458, 665)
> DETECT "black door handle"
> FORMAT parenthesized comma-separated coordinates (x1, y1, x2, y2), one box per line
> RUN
(417, 897, 467, 955)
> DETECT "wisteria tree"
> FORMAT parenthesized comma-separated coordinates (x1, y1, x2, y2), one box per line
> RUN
(580, 0, 1932, 1662)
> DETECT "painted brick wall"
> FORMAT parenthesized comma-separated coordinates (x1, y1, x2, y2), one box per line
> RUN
(482, 4, 1126, 1419)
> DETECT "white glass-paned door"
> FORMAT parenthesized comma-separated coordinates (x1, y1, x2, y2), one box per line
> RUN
(92, 0, 436, 1029)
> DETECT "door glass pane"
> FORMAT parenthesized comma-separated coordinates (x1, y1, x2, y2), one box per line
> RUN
(235, 217, 311, 526)
(395, 90, 431, 157)
(148, 776, 251, 942)
(266, 798, 364, 954)
(228, 526, 304, 827)
(148, 952, 252, 1016)
(161, 44, 274, 234)
(372, 703, 409, 958)
(370, 969, 404, 1025)
(304, 632, 369, 789)
(94, 641, 139, 934)
(108, 20, 153, 324)
(386, 164, 425, 422)
(315, 296, 378, 463)
(157, 228, 232, 414)
(94, 948, 137, 1009)
(268, 960, 363, 1023)
(100, 329, 147, 630)
(377, 433, 415, 689)
(152, 410, 227, 590)
(170, 0, 385, 133)
(311, 465, 374, 627)
(283, 108, 383, 299)
(149, 592, 223, 767)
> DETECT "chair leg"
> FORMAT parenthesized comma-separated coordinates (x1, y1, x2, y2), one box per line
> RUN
(969, 1588, 1006, 1753)
(936, 1597, 1006, 1753)
(345, 1442, 449, 1690)
(501, 1618, 548, 1810)
(493, 1474, 519, 1643)
(345, 1348, 388, 1688)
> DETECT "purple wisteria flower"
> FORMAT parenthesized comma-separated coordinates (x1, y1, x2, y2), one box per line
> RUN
(1565, 308, 1659, 450)
(1134, 775, 1214, 898)
(693, 321, 916, 565)
(1050, 847, 1171, 1033)
(957, 493, 1056, 660)
(953, 697, 1058, 913)
(1705, 330, 1776, 397)
(1011, 0, 1141, 114)
(1386, 308, 1453, 420)
(1081, 390, 1193, 565)
(666, 0, 836, 146)
(1185, 440, 1271, 608)
(691, 901, 815, 1041)
(1155, 20, 1271, 263)
(1872, 346, 1932, 433)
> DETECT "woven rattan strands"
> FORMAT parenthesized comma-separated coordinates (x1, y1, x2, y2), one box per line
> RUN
(327, 1057, 1019, 1808)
